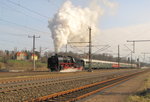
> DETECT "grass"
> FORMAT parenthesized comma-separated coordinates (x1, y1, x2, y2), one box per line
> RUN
(127, 75, 150, 102)
(0, 57, 3, 62)
(0, 62, 5, 69)
(128, 95, 150, 102)
(0, 59, 47, 71)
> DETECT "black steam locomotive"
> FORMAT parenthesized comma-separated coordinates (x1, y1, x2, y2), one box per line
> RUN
(47, 54, 84, 72)
(48, 54, 137, 72)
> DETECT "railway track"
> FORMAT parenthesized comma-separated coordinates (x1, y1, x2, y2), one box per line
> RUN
(0, 71, 51, 78)
(0, 69, 136, 84)
(30, 69, 148, 102)
(0, 70, 133, 93)
(0, 69, 147, 101)
(0, 72, 70, 84)
(0, 70, 104, 84)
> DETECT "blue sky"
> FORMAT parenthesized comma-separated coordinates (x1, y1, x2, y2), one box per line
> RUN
(100, 0, 150, 28)
(0, 0, 150, 61)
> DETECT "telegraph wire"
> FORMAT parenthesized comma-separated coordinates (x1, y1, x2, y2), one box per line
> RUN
(1, 31, 51, 45)
(1, 31, 27, 37)
(0, 18, 50, 34)
(7, 0, 49, 19)
(0, 39, 31, 46)
(0, 1, 46, 23)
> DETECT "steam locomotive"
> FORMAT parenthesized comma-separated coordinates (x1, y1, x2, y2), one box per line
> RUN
(47, 54, 137, 72)
(47, 54, 84, 72)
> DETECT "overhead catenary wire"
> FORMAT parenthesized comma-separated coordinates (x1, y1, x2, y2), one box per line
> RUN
(92, 45, 111, 54)
(69, 45, 85, 53)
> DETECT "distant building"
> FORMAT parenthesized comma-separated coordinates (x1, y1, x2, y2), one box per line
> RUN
(31, 54, 38, 60)
(16, 52, 27, 60)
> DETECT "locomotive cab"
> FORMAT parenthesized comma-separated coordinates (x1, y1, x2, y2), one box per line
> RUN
(47, 54, 84, 72)
(47, 55, 59, 71)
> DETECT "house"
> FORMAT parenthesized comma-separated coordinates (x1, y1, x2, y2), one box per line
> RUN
(31, 54, 38, 60)
(16, 52, 27, 60)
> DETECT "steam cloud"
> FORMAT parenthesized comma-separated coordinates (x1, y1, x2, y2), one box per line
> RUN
(48, 0, 116, 52)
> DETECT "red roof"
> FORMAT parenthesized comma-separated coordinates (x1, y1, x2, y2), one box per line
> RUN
(16, 52, 27, 56)
(31, 54, 37, 56)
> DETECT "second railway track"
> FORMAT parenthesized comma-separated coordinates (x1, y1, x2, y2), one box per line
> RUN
(0, 69, 148, 102)
(31, 69, 148, 102)
(0, 70, 139, 93)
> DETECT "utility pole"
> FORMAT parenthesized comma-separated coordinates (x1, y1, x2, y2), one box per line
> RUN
(39, 46, 42, 60)
(118, 45, 120, 68)
(124, 44, 133, 68)
(127, 40, 150, 53)
(131, 51, 133, 68)
(28, 35, 40, 71)
(67, 27, 92, 72)
(137, 56, 140, 68)
(126, 41, 135, 53)
(88, 27, 92, 72)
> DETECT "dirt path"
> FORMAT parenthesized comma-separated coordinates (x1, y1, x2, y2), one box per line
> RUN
(82, 71, 150, 102)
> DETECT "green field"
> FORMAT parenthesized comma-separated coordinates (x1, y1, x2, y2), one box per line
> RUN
(0, 59, 47, 71)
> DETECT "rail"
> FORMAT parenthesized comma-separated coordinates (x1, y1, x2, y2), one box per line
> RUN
(29, 70, 148, 102)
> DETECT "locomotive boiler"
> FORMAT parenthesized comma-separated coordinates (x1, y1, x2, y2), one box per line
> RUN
(47, 54, 84, 72)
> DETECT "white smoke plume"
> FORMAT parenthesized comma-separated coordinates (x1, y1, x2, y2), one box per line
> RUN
(48, 0, 116, 52)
